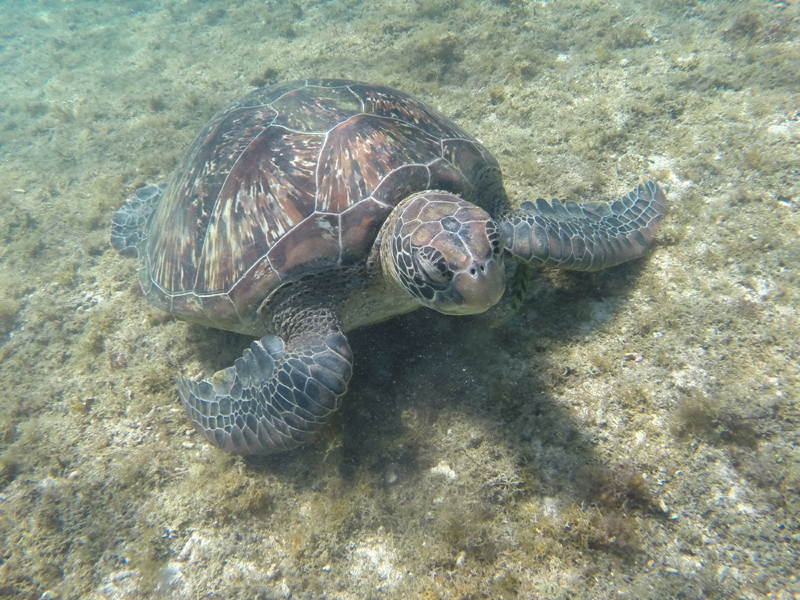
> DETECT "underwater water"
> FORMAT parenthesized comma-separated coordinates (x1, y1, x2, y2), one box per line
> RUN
(0, 0, 798, 598)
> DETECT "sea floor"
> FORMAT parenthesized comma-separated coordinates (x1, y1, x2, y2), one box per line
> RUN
(0, 0, 798, 598)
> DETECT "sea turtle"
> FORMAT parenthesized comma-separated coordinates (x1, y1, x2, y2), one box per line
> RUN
(110, 79, 667, 456)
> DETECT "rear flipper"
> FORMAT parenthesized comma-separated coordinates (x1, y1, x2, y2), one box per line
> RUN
(110, 183, 166, 256)
(501, 181, 668, 271)
(177, 316, 353, 455)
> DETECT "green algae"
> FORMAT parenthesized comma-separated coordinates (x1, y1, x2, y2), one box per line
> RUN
(0, 0, 799, 598)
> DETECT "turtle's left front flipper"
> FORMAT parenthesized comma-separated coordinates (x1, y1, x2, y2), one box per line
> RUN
(500, 181, 667, 272)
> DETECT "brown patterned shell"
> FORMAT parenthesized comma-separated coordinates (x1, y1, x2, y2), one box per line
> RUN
(140, 79, 499, 334)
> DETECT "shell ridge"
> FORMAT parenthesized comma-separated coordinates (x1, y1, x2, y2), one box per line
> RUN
(337, 213, 344, 266)
(224, 102, 278, 114)
(315, 114, 444, 213)
(438, 134, 474, 143)
(375, 114, 460, 139)
(315, 129, 332, 212)
(271, 85, 306, 106)
(344, 84, 367, 114)
(372, 162, 432, 208)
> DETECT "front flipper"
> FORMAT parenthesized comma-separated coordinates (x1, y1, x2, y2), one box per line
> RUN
(177, 320, 353, 455)
(110, 183, 167, 257)
(501, 181, 667, 271)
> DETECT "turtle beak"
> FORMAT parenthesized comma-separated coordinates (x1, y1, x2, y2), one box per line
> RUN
(445, 257, 505, 314)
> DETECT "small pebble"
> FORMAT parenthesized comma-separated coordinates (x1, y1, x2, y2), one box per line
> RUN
(430, 461, 458, 482)
(385, 466, 398, 486)
(176, 538, 195, 562)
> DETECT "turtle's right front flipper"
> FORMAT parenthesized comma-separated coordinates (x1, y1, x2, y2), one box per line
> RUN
(500, 181, 667, 272)
(177, 308, 353, 455)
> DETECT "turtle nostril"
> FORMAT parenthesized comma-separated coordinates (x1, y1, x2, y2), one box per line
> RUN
(469, 263, 488, 277)
(469, 263, 486, 277)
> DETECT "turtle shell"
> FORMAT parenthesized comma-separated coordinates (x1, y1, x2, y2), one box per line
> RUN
(140, 79, 500, 334)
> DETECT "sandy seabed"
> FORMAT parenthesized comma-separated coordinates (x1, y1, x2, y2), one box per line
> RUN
(0, 1, 798, 598)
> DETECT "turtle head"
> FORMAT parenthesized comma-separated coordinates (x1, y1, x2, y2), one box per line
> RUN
(381, 191, 505, 315)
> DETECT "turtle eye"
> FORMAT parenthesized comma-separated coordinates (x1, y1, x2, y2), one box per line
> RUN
(414, 247, 451, 286)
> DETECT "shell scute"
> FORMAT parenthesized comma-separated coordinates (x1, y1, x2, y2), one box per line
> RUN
(266, 212, 340, 276)
(237, 81, 310, 108)
(427, 158, 471, 197)
(195, 127, 322, 293)
(195, 293, 242, 333)
(272, 84, 362, 132)
(228, 256, 279, 328)
(339, 198, 393, 265)
(147, 102, 280, 294)
(168, 291, 205, 323)
(369, 164, 431, 206)
(317, 116, 442, 213)
(352, 82, 469, 140)
(441, 138, 498, 183)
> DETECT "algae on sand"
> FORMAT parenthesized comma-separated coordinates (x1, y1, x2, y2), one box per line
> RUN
(0, 0, 798, 598)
